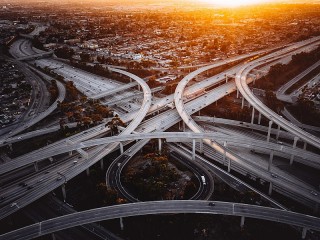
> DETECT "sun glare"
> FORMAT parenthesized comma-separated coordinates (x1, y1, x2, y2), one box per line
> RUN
(197, 0, 270, 8)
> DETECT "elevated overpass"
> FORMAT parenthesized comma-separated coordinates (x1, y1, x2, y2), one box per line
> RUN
(235, 38, 320, 150)
(1, 200, 319, 240)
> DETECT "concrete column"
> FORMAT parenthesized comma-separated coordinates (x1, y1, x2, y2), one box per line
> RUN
(267, 120, 273, 143)
(51, 233, 56, 240)
(302, 228, 307, 239)
(34, 162, 38, 172)
(268, 151, 274, 172)
(119, 142, 123, 154)
(268, 182, 273, 195)
(48, 157, 53, 163)
(61, 184, 66, 202)
(251, 107, 255, 124)
(69, 151, 73, 156)
(182, 121, 186, 132)
(9, 143, 12, 151)
(227, 156, 231, 173)
(158, 138, 162, 154)
(216, 101, 218, 106)
(192, 139, 196, 161)
(303, 142, 307, 151)
(240, 216, 245, 228)
(276, 125, 281, 140)
(241, 97, 245, 109)
(100, 159, 104, 170)
(86, 168, 90, 176)
(138, 85, 141, 91)
(290, 137, 299, 165)
(178, 121, 181, 130)
(223, 141, 227, 167)
(258, 112, 262, 125)
(225, 74, 228, 83)
(120, 217, 124, 231)
(236, 88, 239, 98)
(199, 139, 204, 154)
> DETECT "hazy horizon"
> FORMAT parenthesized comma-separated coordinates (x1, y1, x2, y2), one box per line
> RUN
(1, 0, 320, 4)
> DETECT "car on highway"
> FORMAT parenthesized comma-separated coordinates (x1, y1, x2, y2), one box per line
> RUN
(11, 202, 18, 208)
(310, 191, 318, 196)
(56, 177, 62, 181)
(209, 202, 215, 206)
(271, 173, 277, 178)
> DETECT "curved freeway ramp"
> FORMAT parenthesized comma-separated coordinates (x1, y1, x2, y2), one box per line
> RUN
(173, 39, 320, 208)
(235, 39, 320, 150)
(0, 68, 151, 221)
(1, 200, 319, 240)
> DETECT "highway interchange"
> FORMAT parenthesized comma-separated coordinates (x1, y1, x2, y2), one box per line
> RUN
(1, 32, 320, 239)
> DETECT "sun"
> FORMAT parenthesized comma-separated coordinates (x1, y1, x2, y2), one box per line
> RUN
(197, 0, 270, 8)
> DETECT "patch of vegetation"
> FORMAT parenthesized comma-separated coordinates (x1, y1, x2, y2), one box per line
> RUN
(123, 152, 195, 201)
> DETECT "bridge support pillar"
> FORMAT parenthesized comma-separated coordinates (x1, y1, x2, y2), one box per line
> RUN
(199, 139, 204, 154)
(48, 157, 53, 163)
(100, 159, 104, 170)
(158, 139, 162, 154)
(258, 112, 262, 125)
(303, 142, 307, 151)
(138, 85, 141, 91)
(69, 151, 73, 156)
(120, 217, 124, 231)
(223, 141, 228, 170)
(34, 162, 38, 172)
(51, 233, 56, 240)
(290, 137, 299, 165)
(62, 184, 66, 202)
(182, 121, 186, 132)
(267, 120, 273, 143)
(86, 168, 90, 176)
(251, 107, 255, 124)
(276, 125, 281, 140)
(236, 88, 239, 98)
(240, 216, 245, 229)
(302, 227, 307, 239)
(192, 139, 196, 160)
(9, 143, 12, 151)
(119, 142, 124, 154)
(225, 74, 228, 83)
(241, 97, 245, 109)
(268, 151, 274, 172)
(227, 156, 231, 173)
(268, 182, 273, 195)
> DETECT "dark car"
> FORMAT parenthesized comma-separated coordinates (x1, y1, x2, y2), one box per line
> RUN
(209, 202, 215, 206)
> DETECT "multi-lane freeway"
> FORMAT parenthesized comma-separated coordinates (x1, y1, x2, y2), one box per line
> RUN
(2, 33, 320, 239)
